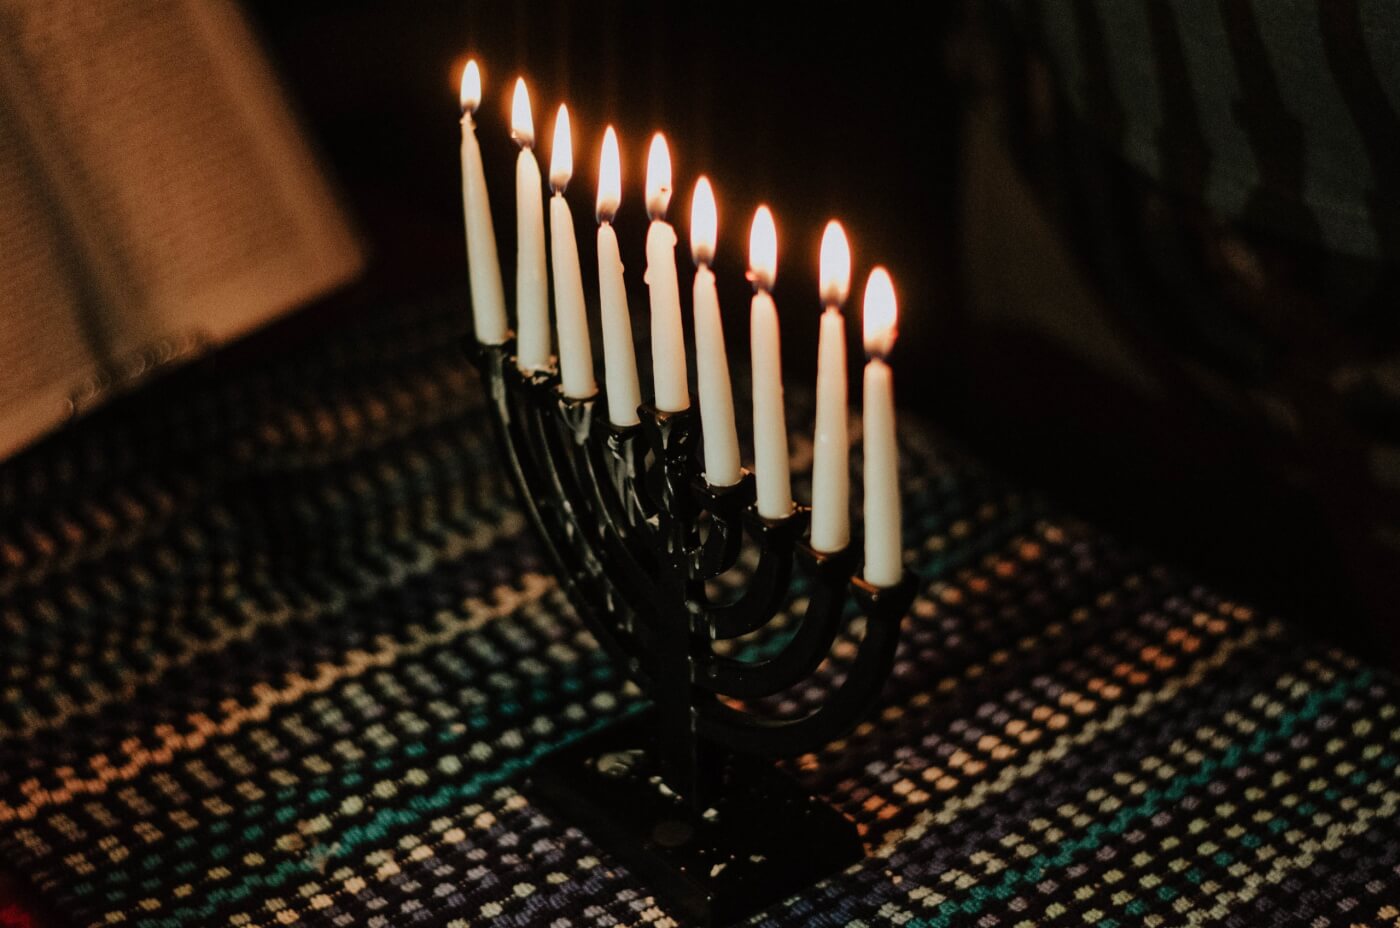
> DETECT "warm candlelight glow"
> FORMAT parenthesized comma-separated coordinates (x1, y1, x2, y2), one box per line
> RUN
(550, 104, 572, 191)
(597, 126, 621, 222)
(459, 60, 481, 114)
(819, 220, 851, 308)
(646, 132, 673, 220)
(748, 206, 777, 291)
(511, 77, 534, 148)
(862, 267, 898, 359)
(690, 176, 717, 266)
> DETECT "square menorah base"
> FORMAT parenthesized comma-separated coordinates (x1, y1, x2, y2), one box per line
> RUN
(523, 711, 865, 927)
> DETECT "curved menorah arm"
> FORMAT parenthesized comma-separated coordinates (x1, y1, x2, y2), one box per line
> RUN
(580, 419, 667, 585)
(696, 506, 806, 640)
(686, 474, 754, 581)
(694, 542, 858, 699)
(637, 403, 703, 558)
(694, 570, 919, 758)
(472, 342, 573, 578)
(472, 343, 654, 687)
(551, 398, 667, 618)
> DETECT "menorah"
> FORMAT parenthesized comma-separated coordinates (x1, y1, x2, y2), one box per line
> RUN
(466, 334, 917, 925)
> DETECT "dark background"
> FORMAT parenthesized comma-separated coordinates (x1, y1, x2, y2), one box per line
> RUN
(243, 0, 963, 377)
(239, 0, 1400, 664)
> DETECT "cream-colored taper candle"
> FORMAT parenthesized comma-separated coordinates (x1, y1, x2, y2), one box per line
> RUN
(861, 267, 901, 587)
(511, 78, 551, 373)
(748, 206, 793, 519)
(547, 104, 596, 399)
(643, 133, 690, 412)
(809, 220, 852, 553)
(458, 61, 507, 344)
(596, 127, 641, 426)
(689, 177, 740, 486)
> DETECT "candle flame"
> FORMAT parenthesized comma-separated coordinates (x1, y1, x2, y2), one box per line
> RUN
(597, 126, 621, 222)
(819, 220, 851, 308)
(645, 132, 672, 219)
(510, 77, 534, 147)
(748, 205, 777, 290)
(690, 177, 717, 265)
(459, 60, 481, 114)
(862, 267, 898, 358)
(549, 104, 572, 190)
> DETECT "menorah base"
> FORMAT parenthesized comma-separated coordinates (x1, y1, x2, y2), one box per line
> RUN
(524, 711, 864, 927)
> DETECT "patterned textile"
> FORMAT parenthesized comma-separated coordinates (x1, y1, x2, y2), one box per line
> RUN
(1, 298, 1399, 927)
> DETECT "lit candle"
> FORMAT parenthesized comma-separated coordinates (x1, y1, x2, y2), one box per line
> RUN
(861, 268, 901, 587)
(596, 127, 641, 426)
(689, 177, 741, 487)
(748, 206, 793, 519)
(547, 104, 596, 399)
(644, 133, 690, 412)
(458, 61, 508, 344)
(512, 78, 551, 373)
(809, 220, 851, 553)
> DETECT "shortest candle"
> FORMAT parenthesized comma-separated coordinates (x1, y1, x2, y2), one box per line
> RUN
(748, 206, 793, 518)
(548, 104, 597, 399)
(596, 127, 642, 426)
(809, 220, 852, 553)
(861, 268, 902, 587)
(690, 177, 741, 486)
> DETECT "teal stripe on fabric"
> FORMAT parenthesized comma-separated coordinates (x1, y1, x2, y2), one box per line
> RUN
(132, 705, 643, 928)
(907, 669, 1374, 928)
(1107, 739, 1399, 921)
(72, 652, 619, 898)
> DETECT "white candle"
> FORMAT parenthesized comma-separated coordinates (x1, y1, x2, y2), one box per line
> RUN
(861, 268, 902, 587)
(643, 133, 690, 412)
(547, 104, 596, 399)
(511, 78, 551, 373)
(596, 127, 641, 426)
(809, 220, 852, 553)
(689, 177, 741, 487)
(458, 61, 508, 344)
(748, 206, 793, 519)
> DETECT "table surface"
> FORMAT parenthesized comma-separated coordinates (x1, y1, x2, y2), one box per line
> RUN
(1, 298, 1398, 927)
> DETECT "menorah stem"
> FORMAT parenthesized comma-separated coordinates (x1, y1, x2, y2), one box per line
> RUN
(652, 597, 715, 814)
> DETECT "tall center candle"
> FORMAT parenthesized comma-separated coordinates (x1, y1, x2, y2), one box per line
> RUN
(809, 220, 852, 553)
(458, 61, 507, 344)
(643, 133, 690, 412)
(748, 206, 793, 519)
(596, 127, 641, 426)
(511, 78, 551, 373)
(689, 177, 741, 487)
(861, 268, 902, 587)
(547, 104, 596, 399)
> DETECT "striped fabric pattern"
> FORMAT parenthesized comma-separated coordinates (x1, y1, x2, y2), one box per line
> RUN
(1, 299, 1398, 926)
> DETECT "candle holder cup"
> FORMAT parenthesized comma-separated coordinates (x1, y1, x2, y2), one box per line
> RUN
(470, 337, 916, 926)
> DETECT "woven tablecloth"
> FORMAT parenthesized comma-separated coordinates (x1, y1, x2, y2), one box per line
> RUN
(1, 299, 1398, 927)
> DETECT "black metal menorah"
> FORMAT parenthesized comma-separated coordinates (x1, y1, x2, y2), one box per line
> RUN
(469, 335, 917, 926)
